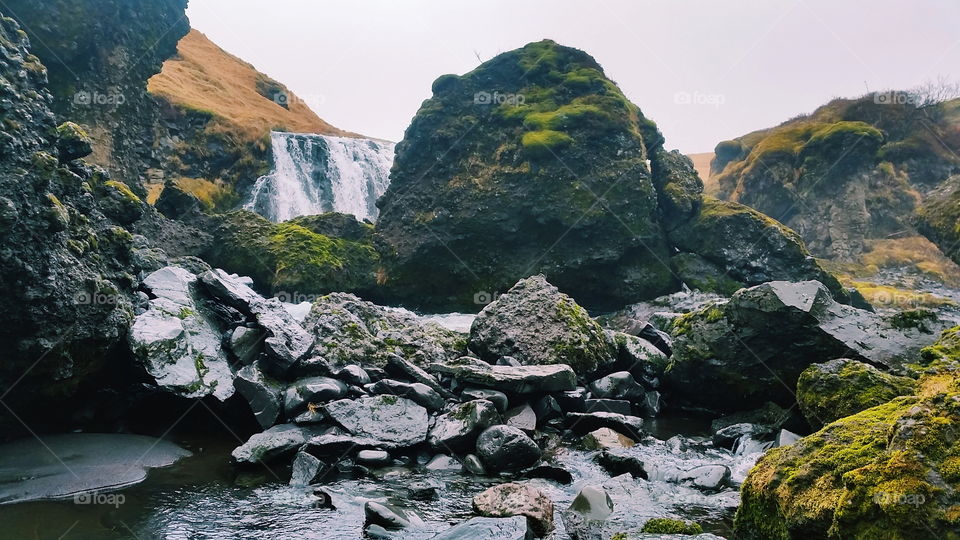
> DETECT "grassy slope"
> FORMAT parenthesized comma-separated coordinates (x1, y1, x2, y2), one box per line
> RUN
(148, 29, 357, 140)
(686, 152, 717, 194)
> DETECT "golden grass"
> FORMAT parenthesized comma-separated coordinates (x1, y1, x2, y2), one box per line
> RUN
(173, 177, 230, 209)
(849, 281, 954, 310)
(147, 30, 358, 142)
(860, 236, 960, 285)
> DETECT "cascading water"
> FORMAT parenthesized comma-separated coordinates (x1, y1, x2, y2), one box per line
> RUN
(245, 132, 395, 223)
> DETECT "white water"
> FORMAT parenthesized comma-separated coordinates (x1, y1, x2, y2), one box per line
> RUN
(245, 132, 395, 222)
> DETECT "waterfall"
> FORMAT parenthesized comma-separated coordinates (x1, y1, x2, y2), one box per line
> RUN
(245, 132, 395, 222)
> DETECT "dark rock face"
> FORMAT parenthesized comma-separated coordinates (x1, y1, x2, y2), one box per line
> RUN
(376, 40, 678, 311)
(665, 280, 944, 412)
(469, 275, 613, 375)
(916, 174, 960, 265)
(6, 0, 190, 191)
(476, 425, 542, 472)
(0, 15, 145, 426)
(712, 94, 960, 260)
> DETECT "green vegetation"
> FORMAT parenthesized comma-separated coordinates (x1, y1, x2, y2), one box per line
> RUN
(641, 518, 704, 535)
(797, 359, 918, 429)
(521, 129, 573, 155)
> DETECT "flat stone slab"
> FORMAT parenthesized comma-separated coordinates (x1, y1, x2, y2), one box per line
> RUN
(429, 359, 576, 393)
(324, 396, 429, 448)
(0, 433, 191, 505)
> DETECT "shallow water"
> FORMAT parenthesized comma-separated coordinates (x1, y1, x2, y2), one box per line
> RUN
(0, 414, 750, 540)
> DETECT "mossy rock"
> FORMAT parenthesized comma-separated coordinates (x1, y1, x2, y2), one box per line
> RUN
(640, 518, 704, 534)
(96, 180, 145, 225)
(797, 358, 918, 429)
(203, 210, 381, 297)
(54, 121, 92, 162)
(735, 327, 960, 539)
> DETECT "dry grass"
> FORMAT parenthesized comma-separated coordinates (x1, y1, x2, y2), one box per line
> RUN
(686, 152, 718, 195)
(147, 30, 358, 142)
(859, 236, 960, 286)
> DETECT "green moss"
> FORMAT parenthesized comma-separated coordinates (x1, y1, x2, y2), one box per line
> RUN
(177, 307, 194, 319)
(521, 129, 573, 155)
(104, 180, 143, 204)
(797, 359, 918, 429)
(641, 518, 703, 534)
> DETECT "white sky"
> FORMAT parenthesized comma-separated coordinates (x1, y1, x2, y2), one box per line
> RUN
(186, 0, 960, 153)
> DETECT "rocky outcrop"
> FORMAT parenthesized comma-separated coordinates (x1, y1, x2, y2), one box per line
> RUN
(665, 281, 946, 412)
(734, 326, 960, 539)
(711, 94, 960, 260)
(375, 40, 855, 311)
(469, 275, 613, 375)
(915, 174, 960, 265)
(796, 358, 918, 429)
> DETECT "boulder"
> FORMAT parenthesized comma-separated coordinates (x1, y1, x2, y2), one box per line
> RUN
(679, 465, 731, 491)
(735, 328, 960, 539)
(303, 292, 466, 368)
(425, 454, 463, 472)
(430, 357, 576, 394)
(334, 364, 370, 386)
(473, 482, 555, 537)
(797, 358, 918, 429)
(666, 280, 942, 412)
(231, 424, 313, 465)
(129, 267, 235, 401)
(368, 379, 445, 411)
(427, 400, 501, 451)
(233, 364, 284, 429)
(476, 426, 542, 473)
(561, 484, 614, 540)
(565, 412, 644, 440)
(469, 276, 613, 375)
(356, 449, 391, 467)
(532, 395, 564, 424)
(462, 388, 509, 413)
(229, 326, 265, 366)
(289, 450, 326, 485)
(430, 516, 530, 540)
(323, 396, 429, 448)
(386, 354, 455, 399)
(364, 501, 416, 531)
(463, 454, 487, 476)
(589, 371, 646, 401)
(503, 404, 538, 431)
(712, 423, 775, 451)
(283, 377, 349, 417)
(583, 428, 635, 451)
(594, 452, 647, 479)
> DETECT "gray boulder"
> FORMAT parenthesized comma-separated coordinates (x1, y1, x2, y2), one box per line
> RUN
(476, 426, 542, 472)
(473, 482, 554, 537)
(462, 388, 509, 413)
(289, 450, 326, 485)
(428, 400, 501, 451)
(283, 377, 349, 417)
(469, 276, 613, 375)
(233, 364, 284, 429)
(562, 484, 614, 540)
(430, 357, 576, 393)
(503, 404, 537, 431)
(368, 379, 445, 411)
(128, 267, 235, 401)
(231, 424, 314, 465)
(589, 371, 646, 401)
(324, 396, 429, 448)
(228, 326, 264, 366)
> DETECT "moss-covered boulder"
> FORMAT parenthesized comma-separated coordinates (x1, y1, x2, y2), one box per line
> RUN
(640, 518, 704, 535)
(96, 179, 146, 225)
(797, 358, 918, 430)
(54, 121, 92, 162)
(202, 210, 381, 298)
(915, 175, 960, 265)
(376, 40, 678, 311)
(668, 197, 853, 303)
(665, 281, 942, 412)
(734, 327, 960, 539)
(469, 275, 613, 375)
(712, 94, 960, 261)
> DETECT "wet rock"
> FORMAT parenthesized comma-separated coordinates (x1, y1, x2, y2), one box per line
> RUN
(283, 377, 349, 417)
(796, 358, 918, 429)
(428, 399, 501, 451)
(595, 452, 646, 479)
(463, 454, 486, 475)
(667, 280, 943, 412)
(774, 429, 801, 447)
(710, 401, 798, 433)
(129, 267, 235, 401)
(554, 388, 589, 413)
(430, 358, 576, 393)
(469, 276, 613, 375)
(425, 454, 463, 472)
(585, 399, 632, 416)
(518, 465, 573, 484)
(356, 449, 391, 467)
(229, 326, 264, 366)
(430, 516, 530, 540)
(532, 395, 564, 424)
(368, 379, 445, 411)
(606, 331, 670, 383)
(304, 293, 466, 368)
(566, 412, 644, 439)
(504, 404, 537, 431)
(712, 423, 775, 451)
(476, 425, 542, 473)
(562, 485, 614, 540)
(640, 391, 661, 416)
(233, 364, 284, 429)
(386, 354, 455, 399)
(364, 501, 414, 531)
(473, 482, 555, 537)
(407, 480, 440, 500)
(289, 450, 326, 486)
(292, 409, 326, 424)
(324, 396, 429, 448)
(462, 388, 509, 413)
(583, 428, 635, 451)
(231, 424, 313, 465)
(679, 465, 731, 491)
(589, 371, 646, 401)
(334, 364, 370, 386)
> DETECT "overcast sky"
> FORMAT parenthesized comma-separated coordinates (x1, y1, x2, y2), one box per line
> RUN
(186, 0, 960, 153)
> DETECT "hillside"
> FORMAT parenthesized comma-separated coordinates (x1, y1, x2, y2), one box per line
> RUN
(686, 152, 717, 194)
(148, 30, 355, 141)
